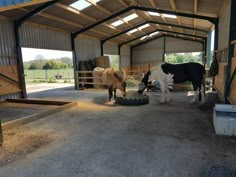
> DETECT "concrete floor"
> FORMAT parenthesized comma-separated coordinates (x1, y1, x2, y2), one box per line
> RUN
(0, 86, 236, 177)
(0, 102, 58, 123)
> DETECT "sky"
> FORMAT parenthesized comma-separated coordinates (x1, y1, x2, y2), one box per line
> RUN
(22, 47, 72, 62)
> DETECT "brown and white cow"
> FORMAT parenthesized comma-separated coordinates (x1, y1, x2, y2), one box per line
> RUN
(100, 67, 126, 101)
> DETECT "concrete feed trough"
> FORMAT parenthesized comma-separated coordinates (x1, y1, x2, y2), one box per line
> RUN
(115, 90, 149, 106)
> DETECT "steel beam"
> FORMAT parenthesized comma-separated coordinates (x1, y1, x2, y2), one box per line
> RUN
(214, 19, 219, 51)
(132, 6, 218, 24)
(224, 0, 236, 102)
(13, 0, 59, 98)
(71, 34, 78, 89)
(14, 0, 59, 27)
(206, 31, 212, 68)
(72, 6, 218, 38)
(118, 45, 121, 70)
(121, 29, 206, 47)
(102, 20, 208, 43)
(131, 34, 203, 49)
(101, 40, 104, 56)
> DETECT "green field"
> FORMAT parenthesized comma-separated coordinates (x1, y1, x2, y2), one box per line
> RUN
(24, 69, 74, 80)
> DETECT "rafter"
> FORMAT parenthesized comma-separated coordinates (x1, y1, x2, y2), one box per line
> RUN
(126, 0, 160, 32)
(118, 0, 129, 7)
(169, 0, 184, 33)
(120, 28, 205, 46)
(55, 3, 119, 32)
(87, 0, 142, 36)
(131, 34, 203, 49)
(19, 8, 110, 37)
(149, 0, 173, 31)
(72, 6, 218, 38)
(193, 0, 198, 35)
(102, 20, 208, 44)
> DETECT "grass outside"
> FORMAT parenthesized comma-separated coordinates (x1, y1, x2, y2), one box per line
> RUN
(24, 69, 74, 80)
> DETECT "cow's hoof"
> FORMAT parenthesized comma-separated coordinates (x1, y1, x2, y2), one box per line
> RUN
(190, 99, 197, 104)
(115, 90, 149, 106)
(166, 97, 171, 103)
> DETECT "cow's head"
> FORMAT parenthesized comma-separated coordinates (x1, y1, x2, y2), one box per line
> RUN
(138, 71, 151, 94)
(114, 71, 126, 97)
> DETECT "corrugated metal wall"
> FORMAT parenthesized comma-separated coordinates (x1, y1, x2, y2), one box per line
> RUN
(104, 42, 118, 55)
(132, 37, 164, 64)
(75, 36, 100, 61)
(166, 37, 202, 53)
(19, 23, 71, 51)
(218, 1, 231, 49)
(0, 18, 21, 101)
(0, 92, 22, 102)
(120, 46, 130, 67)
(0, 19, 16, 65)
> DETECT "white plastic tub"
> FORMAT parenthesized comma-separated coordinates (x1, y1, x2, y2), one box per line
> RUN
(213, 104, 236, 136)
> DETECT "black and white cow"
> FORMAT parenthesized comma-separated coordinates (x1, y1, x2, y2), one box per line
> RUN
(138, 62, 206, 103)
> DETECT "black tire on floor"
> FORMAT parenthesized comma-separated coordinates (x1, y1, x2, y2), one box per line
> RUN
(115, 95, 149, 106)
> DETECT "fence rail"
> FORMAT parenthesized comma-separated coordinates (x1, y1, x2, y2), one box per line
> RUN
(215, 47, 228, 63)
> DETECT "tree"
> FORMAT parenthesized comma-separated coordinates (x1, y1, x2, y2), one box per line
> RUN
(176, 55, 184, 63)
(59, 57, 73, 68)
(29, 62, 41, 70)
(34, 54, 45, 60)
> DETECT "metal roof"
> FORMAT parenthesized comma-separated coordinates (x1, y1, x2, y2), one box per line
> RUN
(0, 0, 228, 46)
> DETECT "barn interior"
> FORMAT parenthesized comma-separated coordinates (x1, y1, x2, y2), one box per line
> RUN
(0, 0, 236, 176)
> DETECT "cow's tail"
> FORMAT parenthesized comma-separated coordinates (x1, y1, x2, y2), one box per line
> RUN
(199, 67, 206, 101)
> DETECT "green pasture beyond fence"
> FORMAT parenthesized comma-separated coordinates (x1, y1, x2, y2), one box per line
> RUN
(24, 69, 74, 80)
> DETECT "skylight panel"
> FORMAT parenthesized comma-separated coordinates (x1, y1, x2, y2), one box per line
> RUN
(111, 20, 124, 27)
(163, 14, 177, 19)
(148, 11, 160, 16)
(123, 13, 138, 22)
(150, 31, 159, 36)
(70, 0, 92, 11)
(138, 24, 150, 30)
(127, 29, 138, 34)
(140, 35, 148, 40)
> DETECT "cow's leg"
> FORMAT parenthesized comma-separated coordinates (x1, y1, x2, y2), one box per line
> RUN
(113, 87, 117, 99)
(108, 86, 113, 101)
(190, 83, 198, 103)
(200, 84, 206, 104)
(160, 81, 166, 103)
(165, 83, 171, 102)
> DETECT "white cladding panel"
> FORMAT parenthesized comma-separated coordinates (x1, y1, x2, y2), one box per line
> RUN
(75, 36, 100, 61)
(132, 37, 164, 64)
(121, 46, 130, 67)
(20, 23, 71, 51)
(166, 37, 202, 53)
(218, 1, 231, 49)
(104, 42, 118, 55)
(0, 18, 16, 65)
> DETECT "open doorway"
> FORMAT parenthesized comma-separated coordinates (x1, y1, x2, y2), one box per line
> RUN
(165, 52, 203, 64)
(21, 48, 74, 94)
(104, 54, 119, 69)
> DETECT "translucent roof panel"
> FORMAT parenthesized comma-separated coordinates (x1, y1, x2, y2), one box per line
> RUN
(70, 0, 101, 11)
(123, 13, 138, 22)
(111, 20, 124, 27)
(148, 11, 160, 16)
